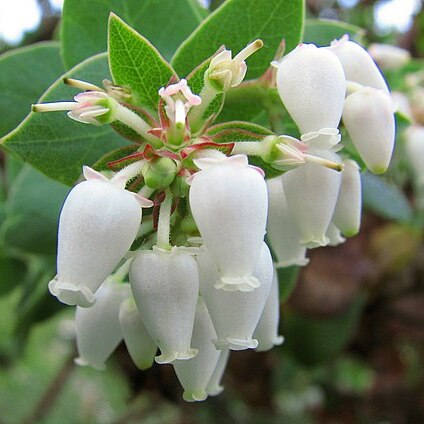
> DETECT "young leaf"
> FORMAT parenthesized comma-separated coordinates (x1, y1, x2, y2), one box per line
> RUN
(303, 19, 365, 46)
(61, 0, 207, 69)
(0, 164, 69, 255)
(0, 42, 64, 138)
(108, 13, 177, 112)
(2, 53, 128, 186)
(172, 0, 305, 79)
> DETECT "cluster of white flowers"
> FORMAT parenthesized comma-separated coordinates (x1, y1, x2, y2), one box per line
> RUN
(35, 35, 396, 402)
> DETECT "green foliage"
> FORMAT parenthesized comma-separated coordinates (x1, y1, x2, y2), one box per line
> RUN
(0, 164, 69, 255)
(361, 173, 413, 223)
(0, 255, 27, 297)
(172, 0, 305, 79)
(61, 0, 207, 69)
(2, 54, 128, 185)
(303, 19, 364, 46)
(108, 14, 177, 112)
(0, 42, 64, 138)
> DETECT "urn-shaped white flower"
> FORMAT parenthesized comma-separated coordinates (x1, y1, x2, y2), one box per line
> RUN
(189, 154, 268, 292)
(49, 167, 150, 307)
(129, 248, 199, 364)
(368, 43, 411, 71)
(119, 298, 157, 370)
(276, 43, 346, 146)
(197, 242, 273, 350)
(329, 35, 389, 92)
(282, 163, 342, 248)
(206, 349, 230, 396)
(173, 297, 221, 402)
(266, 176, 309, 267)
(332, 160, 362, 237)
(253, 271, 284, 351)
(75, 281, 131, 370)
(343, 87, 395, 174)
(404, 126, 424, 186)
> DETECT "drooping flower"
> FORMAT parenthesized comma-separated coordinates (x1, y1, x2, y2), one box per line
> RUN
(275, 43, 346, 147)
(332, 160, 362, 237)
(404, 125, 424, 186)
(74, 281, 131, 370)
(173, 297, 221, 402)
(189, 154, 268, 292)
(129, 248, 199, 364)
(342, 87, 395, 174)
(119, 298, 157, 370)
(206, 350, 230, 397)
(329, 35, 389, 93)
(367, 43, 410, 71)
(49, 167, 152, 307)
(282, 162, 342, 248)
(197, 242, 273, 350)
(266, 176, 309, 267)
(253, 271, 284, 351)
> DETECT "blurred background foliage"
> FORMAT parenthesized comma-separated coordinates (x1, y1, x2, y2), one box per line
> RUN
(0, 0, 424, 423)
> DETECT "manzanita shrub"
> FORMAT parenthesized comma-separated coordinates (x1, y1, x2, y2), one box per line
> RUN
(2, 0, 417, 404)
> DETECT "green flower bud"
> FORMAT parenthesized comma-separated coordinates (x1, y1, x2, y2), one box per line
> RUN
(142, 157, 177, 190)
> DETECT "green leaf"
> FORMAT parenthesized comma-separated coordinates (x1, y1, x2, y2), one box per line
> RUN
(108, 14, 177, 112)
(361, 173, 413, 223)
(0, 42, 64, 138)
(172, 0, 305, 79)
(0, 255, 27, 297)
(0, 164, 69, 255)
(277, 265, 299, 302)
(303, 19, 365, 46)
(61, 0, 206, 69)
(2, 53, 128, 185)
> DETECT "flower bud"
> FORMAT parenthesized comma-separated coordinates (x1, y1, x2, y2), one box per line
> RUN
(332, 160, 362, 237)
(342, 87, 395, 174)
(49, 167, 146, 307)
(253, 271, 284, 351)
(206, 350, 230, 397)
(74, 281, 131, 370)
(119, 298, 157, 370)
(266, 176, 309, 267)
(329, 35, 389, 92)
(129, 249, 199, 364)
(142, 157, 177, 190)
(197, 242, 273, 351)
(276, 43, 346, 139)
(368, 43, 410, 71)
(282, 163, 342, 248)
(173, 298, 221, 402)
(189, 155, 268, 292)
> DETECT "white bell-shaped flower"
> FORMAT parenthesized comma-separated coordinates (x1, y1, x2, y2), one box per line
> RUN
(49, 167, 151, 308)
(333, 160, 362, 237)
(282, 163, 342, 248)
(368, 43, 411, 71)
(343, 87, 395, 174)
(129, 248, 199, 364)
(173, 297, 221, 402)
(404, 126, 424, 186)
(119, 298, 157, 370)
(75, 281, 131, 370)
(189, 154, 268, 292)
(276, 43, 346, 144)
(326, 222, 346, 246)
(329, 35, 389, 93)
(197, 242, 273, 350)
(253, 271, 284, 351)
(266, 176, 309, 267)
(206, 349, 230, 396)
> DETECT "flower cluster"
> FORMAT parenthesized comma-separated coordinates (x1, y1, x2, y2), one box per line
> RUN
(34, 35, 395, 402)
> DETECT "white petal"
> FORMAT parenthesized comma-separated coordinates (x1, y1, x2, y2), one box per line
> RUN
(283, 163, 342, 248)
(173, 298, 221, 402)
(189, 155, 268, 292)
(50, 179, 142, 307)
(129, 250, 199, 364)
(266, 176, 309, 268)
(119, 298, 157, 370)
(197, 243, 273, 351)
(343, 87, 395, 174)
(326, 222, 346, 246)
(333, 160, 362, 237)
(276, 43, 346, 135)
(253, 270, 284, 351)
(75, 281, 130, 370)
(206, 349, 230, 396)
